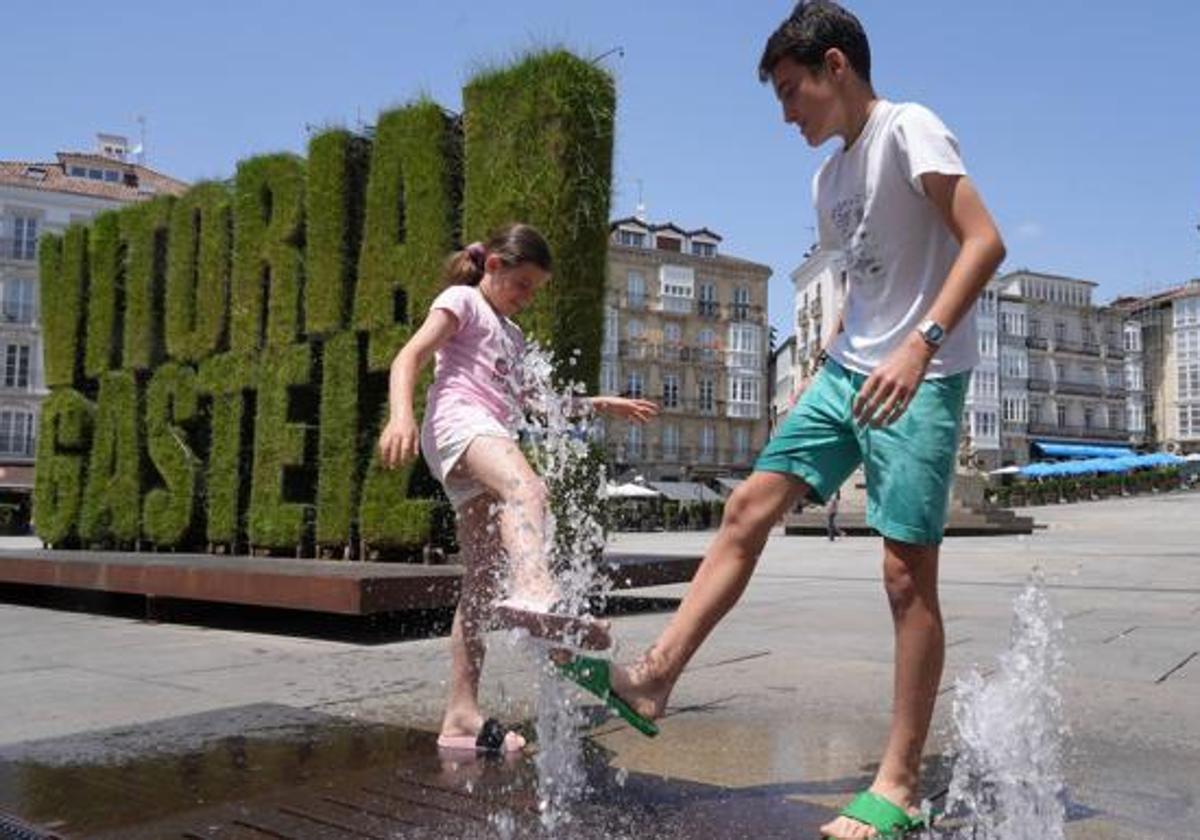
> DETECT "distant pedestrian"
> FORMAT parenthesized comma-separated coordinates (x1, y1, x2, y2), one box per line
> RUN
(826, 489, 844, 541)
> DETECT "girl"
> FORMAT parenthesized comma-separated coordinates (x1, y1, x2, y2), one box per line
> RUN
(378, 223, 658, 753)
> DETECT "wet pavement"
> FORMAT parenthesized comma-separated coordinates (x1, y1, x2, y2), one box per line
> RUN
(0, 715, 842, 839)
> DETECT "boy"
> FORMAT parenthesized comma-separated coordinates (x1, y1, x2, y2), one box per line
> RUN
(594, 3, 1005, 838)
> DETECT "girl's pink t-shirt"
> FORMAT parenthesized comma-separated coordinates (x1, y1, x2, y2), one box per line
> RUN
(423, 284, 526, 444)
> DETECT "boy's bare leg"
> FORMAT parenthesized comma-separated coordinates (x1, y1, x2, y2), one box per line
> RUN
(611, 471, 807, 718)
(440, 494, 506, 739)
(820, 538, 942, 839)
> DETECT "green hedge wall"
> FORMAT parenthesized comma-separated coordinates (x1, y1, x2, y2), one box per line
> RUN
(143, 362, 201, 546)
(463, 50, 614, 390)
(306, 129, 369, 337)
(122, 196, 175, 371)
(84, 211, 123, 378)
(34, 49, 615, 557)
(197, 352, 258, 546)
(231, 154, 306, 354)
(40, 227, 88, 388)
(166, 182, 232, 363)
(354, 101, 460, 333)
(32, 389, 94, 546)
(247, 343, 311, 549)
(79, 371, 141, 544)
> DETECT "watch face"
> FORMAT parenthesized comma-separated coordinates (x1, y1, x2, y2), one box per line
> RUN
(928, 323, 945, 343)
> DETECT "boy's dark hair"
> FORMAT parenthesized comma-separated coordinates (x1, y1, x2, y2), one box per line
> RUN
(758, 1, 871, 85)
(443, 222, 553, 287)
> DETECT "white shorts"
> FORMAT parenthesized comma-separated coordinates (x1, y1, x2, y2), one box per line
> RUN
(421, 417, 514, 509)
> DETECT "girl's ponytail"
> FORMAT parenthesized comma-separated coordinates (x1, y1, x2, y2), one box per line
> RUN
(442, 241, 487, 286)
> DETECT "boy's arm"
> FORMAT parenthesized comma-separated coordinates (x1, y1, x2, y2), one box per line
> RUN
(853, 173, 1005, 426)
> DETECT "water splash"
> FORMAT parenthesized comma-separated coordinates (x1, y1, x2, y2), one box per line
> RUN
(942, 576, 1068, 840)
(511, 342, 612, 832)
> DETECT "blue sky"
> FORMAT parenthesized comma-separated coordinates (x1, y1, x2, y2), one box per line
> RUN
(9, 1, 1199, 339)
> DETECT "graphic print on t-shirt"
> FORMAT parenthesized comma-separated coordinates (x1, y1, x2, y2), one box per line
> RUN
(828, 192, 884, 281)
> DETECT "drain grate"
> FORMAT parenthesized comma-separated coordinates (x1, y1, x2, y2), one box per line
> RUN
(0, 812, 60, 840)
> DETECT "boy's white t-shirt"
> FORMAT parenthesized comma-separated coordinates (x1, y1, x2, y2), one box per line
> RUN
(816, 99, 977, 378)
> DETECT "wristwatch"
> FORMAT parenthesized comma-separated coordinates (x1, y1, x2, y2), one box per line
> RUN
(916, 318, 946, 349)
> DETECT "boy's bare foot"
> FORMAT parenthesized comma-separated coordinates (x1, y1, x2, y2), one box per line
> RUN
(818, 782, 921, 839)
(438, 711, 525, 753)
(609, 650, 674, 721)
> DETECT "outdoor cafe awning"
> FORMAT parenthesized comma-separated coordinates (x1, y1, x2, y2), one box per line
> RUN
(1030, 442, 1137, 460)
(1018, 452, 1185, 478)
(648, 481, 724, 503)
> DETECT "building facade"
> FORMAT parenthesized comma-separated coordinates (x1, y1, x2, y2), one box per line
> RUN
(1116, 279, 1200, 454)
(601, 217, 772, 480)
(768, 334, 796, 433)
(0, 135, 186, 510)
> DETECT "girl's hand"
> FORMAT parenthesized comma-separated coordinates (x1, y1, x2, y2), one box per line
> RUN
(590, 396, 660, 424)
(378, 413, 420, 467)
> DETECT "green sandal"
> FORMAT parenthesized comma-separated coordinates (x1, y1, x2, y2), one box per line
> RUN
(556, 655, 659, 738)
(824, 790, 926, 839)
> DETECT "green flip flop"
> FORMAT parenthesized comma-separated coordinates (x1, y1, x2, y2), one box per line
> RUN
(556, 655, 659, 738)
(823, 790, 926, 839)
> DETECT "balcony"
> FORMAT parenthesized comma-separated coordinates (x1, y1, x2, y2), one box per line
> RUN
(727, 302, 766, 323)
(1026, 422, 1129, 441)
(1026, 336, 1048, 350)
(1028, 378, 1051, 392)
(0, 304, 38, 326)
(657, 295, 693, 316)
(697, 300, 720, 320)
(618, 340, 654, 361)
(1056, 380, 1103, 397)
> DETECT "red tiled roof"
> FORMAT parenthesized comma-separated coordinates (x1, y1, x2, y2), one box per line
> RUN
(0, 153, 188, 202)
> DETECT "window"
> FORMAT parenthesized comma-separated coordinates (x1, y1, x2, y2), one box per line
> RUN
(655, 235, 682, 252)
(625, 424, 643, 459)
(3, 344, 31, 388)
(1029, 318, 1041, 338)
(1, 278, 36, 323)
(1127, 404, 1144, 433)
(1054, 321, 1067, 342)
(727, 323, 761, 370)
(88, 168, 103, 180)
(1030, 402, 1042, 425)
(662, 373, 679, 409)
(69, 166, 86, 177)
(0, 410, 35, 457)
(9, 216, 38, 260)
(691, 241, 716, 257)
(626, 271, 646, 308)
(625, 369, 644, 399)
(698, 378, 715, 414)
(663, 322, 682, 347)
(733, 427, 750, 462)
(728, 376, 761, 418)
(1056, 403, 1067, 427)
(601, 363, 617, 395)
(1083, 407, 1094, 429)
(1174, 297, 1200, 328)
(699, 425, 716, 462)
(698, 282, 718, 317)
(731, 286, 751, 320)
(626, 319, 643, 340)
(104, 170, 120, 182)
(1124, 363, 1142, 391)
(697, 328, 718, 362)
(1179, 362, 1200, 401)
(662, 424, 680, 460)
(1124, 323, 1141, 352)
(659, 265, 694, 314)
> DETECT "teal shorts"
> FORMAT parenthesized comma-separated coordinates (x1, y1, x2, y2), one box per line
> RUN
(756, 359, 969, 545)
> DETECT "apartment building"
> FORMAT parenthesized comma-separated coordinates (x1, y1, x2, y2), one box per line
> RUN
(995, 271, 1135, 461)
(601, 217, 772, 480)
(0, 134, 186, 515)
(1115, 279, 1200, 453)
